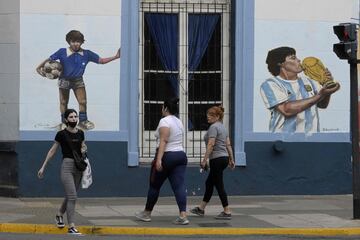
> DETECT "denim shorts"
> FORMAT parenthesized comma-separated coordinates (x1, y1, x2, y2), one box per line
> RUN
(58, 77, 85, 90)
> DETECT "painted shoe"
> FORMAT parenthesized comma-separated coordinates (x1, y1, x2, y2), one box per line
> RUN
(78, 120, 95, 130)
(54, 123, 66, 131)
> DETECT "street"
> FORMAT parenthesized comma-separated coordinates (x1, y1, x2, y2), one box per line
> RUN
(0, 233, 360, 240)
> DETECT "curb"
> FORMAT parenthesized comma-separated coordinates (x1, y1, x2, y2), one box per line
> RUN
(1, 224, 360, 236)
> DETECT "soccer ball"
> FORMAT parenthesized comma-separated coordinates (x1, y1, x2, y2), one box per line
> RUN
(42, 60, 62, 80)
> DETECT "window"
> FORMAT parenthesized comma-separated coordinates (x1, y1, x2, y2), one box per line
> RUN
(139, 0, 231, 162)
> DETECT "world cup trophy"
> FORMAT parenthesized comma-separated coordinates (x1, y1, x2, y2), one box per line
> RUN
(302, 57, 337, 89)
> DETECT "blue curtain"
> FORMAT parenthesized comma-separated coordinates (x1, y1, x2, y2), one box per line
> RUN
(188, 14, 220, 72)
(145, 13, 179, 96)
(187, 14, 219, 130)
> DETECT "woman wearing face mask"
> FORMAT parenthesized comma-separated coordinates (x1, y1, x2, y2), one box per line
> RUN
(38, 109, 86, 235)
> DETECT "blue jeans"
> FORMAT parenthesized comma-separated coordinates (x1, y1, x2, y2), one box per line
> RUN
(145, 151, 188, 212)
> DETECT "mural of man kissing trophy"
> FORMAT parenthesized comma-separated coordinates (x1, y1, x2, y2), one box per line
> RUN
(260, 46, 340, 133)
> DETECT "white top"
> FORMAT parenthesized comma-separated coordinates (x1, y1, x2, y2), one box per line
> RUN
(154, 115, 184, 152)
(260, 76, 321, 133)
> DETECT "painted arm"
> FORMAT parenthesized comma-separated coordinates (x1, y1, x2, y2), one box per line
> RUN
(276, 83, 340, 117)
(275, 94, 322, 118)
(37, 141, 59, 179)
(155, 127, 170, 171)
(99, 48, 120, 64)
(36, 58, 50, 77)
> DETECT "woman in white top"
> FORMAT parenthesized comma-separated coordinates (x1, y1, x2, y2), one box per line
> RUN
(135, 98, 189, 225)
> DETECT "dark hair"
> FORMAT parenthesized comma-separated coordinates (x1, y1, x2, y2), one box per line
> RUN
(207, 105, 225, 121)
(66, 30, 85, 44)
(64, 109, 78, 124)
(163, 98, 179, 115)
(266, 46, 296, 76)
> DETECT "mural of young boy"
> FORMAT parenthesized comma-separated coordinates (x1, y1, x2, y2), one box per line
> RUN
(36, 30, 120, 130)
(260, 46, 340, 133)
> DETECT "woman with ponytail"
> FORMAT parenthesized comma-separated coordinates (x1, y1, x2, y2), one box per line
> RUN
(135, 98, 189, 225)
(190, 106, 235, 220)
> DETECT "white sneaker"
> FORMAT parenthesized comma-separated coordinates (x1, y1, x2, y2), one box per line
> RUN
(173, 216, 189, 225)
(68, 226, 82, 235)
(135, 211, 151, 222)
(55, 215, 65, 228)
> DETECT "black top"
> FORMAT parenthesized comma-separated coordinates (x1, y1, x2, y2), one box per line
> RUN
(55, 129, 84, 159)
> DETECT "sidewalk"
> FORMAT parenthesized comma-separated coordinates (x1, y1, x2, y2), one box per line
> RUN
(1, 195, 360, 236)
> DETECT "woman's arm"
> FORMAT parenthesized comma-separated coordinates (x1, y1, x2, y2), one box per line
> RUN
(155, 127, 170, 171)
(201, 138, 215, 168)
(226, 137, 235, 169)
(38, 142, 59, 178)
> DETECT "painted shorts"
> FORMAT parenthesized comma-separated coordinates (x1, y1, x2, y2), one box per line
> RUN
(58, 77, 85, 90)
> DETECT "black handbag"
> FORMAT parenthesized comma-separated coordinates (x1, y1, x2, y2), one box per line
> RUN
(64, 130, 87, 171)
(72, 150, 88, 172)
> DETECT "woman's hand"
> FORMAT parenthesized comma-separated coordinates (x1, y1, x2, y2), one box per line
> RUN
(37, 167, 45, 179)
(81, 142, 87, 154)
(155, 159, 163, 171)
(200, 159, 207, 169)
(229, 159, 235, 169)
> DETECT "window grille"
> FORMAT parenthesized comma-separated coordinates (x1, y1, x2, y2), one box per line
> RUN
(139, 0, 231, 163)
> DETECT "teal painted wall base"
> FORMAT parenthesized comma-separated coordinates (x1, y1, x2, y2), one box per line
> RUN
(16, 141, 352, 197)
(241, 141, 352, 194)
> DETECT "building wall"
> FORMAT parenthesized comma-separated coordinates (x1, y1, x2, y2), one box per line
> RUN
(17, 141, 352, 196)
(232, 0, 354, 195)
(0, 0, 356, 197)
(0, 0, 20, 141)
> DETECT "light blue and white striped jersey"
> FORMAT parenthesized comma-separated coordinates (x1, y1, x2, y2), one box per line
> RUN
(260, 76, 321, 133)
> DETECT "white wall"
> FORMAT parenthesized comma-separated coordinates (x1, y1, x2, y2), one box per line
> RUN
(253, 0, 358, 133)
(19, 0, 121, 131)
(0, 0, 20, 141)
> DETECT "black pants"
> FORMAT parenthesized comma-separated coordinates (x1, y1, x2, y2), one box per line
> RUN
(203, 156, 229, 207)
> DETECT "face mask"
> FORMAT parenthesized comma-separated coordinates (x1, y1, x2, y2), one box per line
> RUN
(68, 121, 77, 128)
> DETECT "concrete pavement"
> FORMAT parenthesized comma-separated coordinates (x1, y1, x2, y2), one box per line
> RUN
(1, 195, 360, 236)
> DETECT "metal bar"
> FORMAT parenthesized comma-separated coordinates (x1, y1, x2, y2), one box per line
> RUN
(350, 57, 360, 219)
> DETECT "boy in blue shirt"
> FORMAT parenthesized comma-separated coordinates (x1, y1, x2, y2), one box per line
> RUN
(36, 30, 120, 130)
